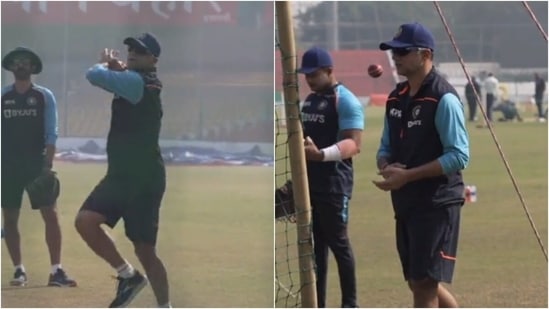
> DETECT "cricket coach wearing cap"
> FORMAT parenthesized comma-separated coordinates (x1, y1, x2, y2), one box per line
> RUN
(75, 33, 171, 308)
(373, 23, 469, 308)
(299, 46, 364, 308)
(2, 47, 77, 288)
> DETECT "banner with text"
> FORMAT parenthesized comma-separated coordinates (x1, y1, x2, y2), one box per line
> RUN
(1, 1, 273, 26)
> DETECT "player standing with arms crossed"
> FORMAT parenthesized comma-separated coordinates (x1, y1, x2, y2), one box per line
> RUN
(298, 46, 364, 308)
(74, 33, 171, 308)
(2, 47, 77, 288)
(373, 23, 470, 308)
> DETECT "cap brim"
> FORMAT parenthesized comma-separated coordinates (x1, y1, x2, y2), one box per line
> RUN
(297, 67, 319, 74)
(2, 50, 42, 74)
(379, 40, 414, 50)
(123, 37, 150, 52)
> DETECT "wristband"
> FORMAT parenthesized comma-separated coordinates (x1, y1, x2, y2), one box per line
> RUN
(321, 144, 342, 161)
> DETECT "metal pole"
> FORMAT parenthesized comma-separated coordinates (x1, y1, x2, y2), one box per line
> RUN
(327, 1, 339, 50)
(197, 24, 204, 140)
(479, 26, 483, 62)
(333, 1, 338, 50)
(62, 2, 69, 137)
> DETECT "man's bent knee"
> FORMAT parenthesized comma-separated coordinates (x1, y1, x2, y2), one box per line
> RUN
(75, 210, 106, 235)
(40, 205, 59, 221)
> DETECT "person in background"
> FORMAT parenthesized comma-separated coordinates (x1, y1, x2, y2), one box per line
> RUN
(534, 73, 546, 122)
(493, 99, 523, 122)
(1, 47, 77, 288)
(464, 76, 481, 122)
(483, 72, 499, 123)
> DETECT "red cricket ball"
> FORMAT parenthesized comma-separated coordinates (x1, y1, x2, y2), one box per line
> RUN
(368, 64, 383, 78)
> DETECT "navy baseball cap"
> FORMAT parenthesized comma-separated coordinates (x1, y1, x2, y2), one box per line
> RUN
(298, 46, 333, 74)
(123, 32, 161, 57)
(2, 47, 42, 74)
(379, 22, 435, 51)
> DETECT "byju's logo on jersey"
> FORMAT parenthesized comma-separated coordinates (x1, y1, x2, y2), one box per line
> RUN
(3, 109, 38, 119)
(301, 112, 325, 124)
(408, 119, 422, 128)
(26, 97, 37, 106)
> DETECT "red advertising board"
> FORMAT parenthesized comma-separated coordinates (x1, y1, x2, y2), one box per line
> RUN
(1, 1, 272, 26)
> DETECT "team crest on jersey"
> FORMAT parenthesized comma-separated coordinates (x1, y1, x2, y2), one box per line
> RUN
(412, 105, 421, 119)
(26, 96, 37, 106)
(317, 100, 328, 110)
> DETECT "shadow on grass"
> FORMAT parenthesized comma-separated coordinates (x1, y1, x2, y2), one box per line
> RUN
(2, 284, 56, 291)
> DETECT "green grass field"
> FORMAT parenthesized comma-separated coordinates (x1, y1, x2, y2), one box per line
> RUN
(2, 164, 273, 308)
(275, 106, 548, 308)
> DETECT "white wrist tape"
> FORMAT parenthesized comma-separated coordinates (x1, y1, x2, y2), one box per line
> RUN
(321, 144, 342, 161)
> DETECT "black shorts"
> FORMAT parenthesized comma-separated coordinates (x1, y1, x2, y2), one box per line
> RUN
(80, 175, 165, 245)
(396, 204, 462, 283)
(2, 165, 50, 210)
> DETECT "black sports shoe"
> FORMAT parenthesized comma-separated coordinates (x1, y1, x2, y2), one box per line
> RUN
(109, 270, 148, 308)
(10, 268, 27, 286)
(48, 268, 77, 287)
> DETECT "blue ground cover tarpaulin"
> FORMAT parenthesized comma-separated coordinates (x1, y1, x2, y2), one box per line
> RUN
(55, 142, 273, 167)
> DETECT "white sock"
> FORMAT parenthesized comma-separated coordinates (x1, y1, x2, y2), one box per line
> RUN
(158, 303, 172, 308)
(15, 264, 25, 273)
(116, 263, 135, 279)
(51, 264, 62, 275)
